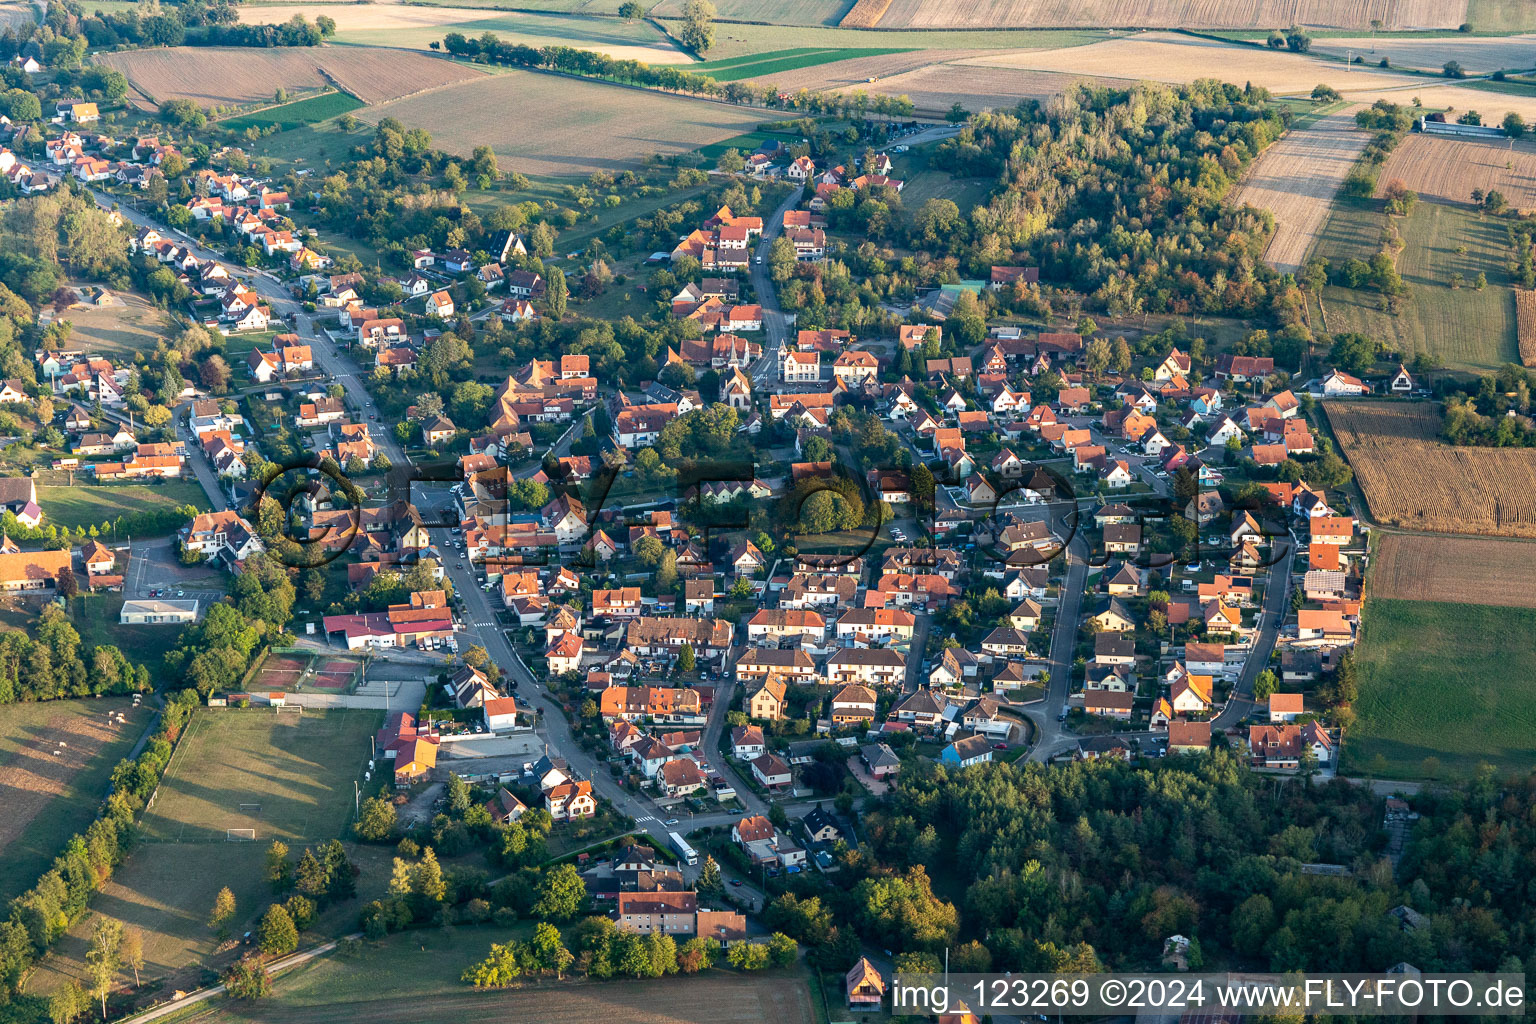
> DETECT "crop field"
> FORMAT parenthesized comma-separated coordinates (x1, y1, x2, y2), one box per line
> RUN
(1376, 133, 1536, 209)
(0, 698, 146, 904)
(654, 0, 855, 24)
(1325, 400, 1536, 536)
(1314, 199, 1516, 370)
(1371, 532, 1536, 607)
(841, 0, 893, 27)
(1230, 107, 1369, 273)
(865, 0, 1467, 28)
(737, 48, 977, 92)
(691, 46, 914, 82)
(363, 70, 766, 176)
(139, 708, 379, 843)
(221, 91, 364, 132)
(1312, 32, 1536, 71)
(97, 46, 489, 109)
(173, 932, 817, 1024)
(1467, 0, 1536, 31)
(242, 4, 689, 61)
(1518, 289, 1536, 365)
(1350, 598, 1536, 779)
(0, 2, 33, 27)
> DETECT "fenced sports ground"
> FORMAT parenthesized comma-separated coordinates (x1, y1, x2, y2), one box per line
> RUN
(243, 648, 368, 695)
(139, 707, 381, 843)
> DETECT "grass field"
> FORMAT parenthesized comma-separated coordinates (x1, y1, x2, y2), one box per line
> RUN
(221, 91, 365, 132)
(38, 479, 211, 532)
(1325, 400, 1536, 536)
(690, 45, 914, 81)
(1466, 0, 1536, 31)
(891, 147, 995, 222)
(172, 930, 816, 1024)
(655, 0, 854, 23)
(140, 708, 380, 843)
(670, 21, 1105, 59)
(0, 697, 146, 905)
(1371, 532, 1536, 607)
(69, 593, 186, 669)
(362, 69, 766, 176)
(1231, 107, 1368, 273)
(1312, 31, 1536, 71)
(64, 294, 167, 361)
(1313, 198, 1516, 371)
(1350, 598, 1536, 779)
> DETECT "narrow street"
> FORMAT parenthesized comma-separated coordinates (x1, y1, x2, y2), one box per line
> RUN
(747, 185, 803, 384)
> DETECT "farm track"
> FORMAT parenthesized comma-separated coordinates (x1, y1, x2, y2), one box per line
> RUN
(1231, 106, 1367, 274)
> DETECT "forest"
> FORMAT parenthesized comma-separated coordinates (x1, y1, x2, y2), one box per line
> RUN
(761, 754, 1536, 977)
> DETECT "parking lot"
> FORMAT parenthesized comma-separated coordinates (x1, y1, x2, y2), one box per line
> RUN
(126, 537, 226, 600)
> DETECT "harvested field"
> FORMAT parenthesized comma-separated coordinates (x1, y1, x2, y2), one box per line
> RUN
(1231, 107, 1368, 273)
(684, 23, 1103, 59)
(842, 0, 894, 27)
(958, 33, 1413, 93)
(869, 0, 1467, 28)
(363, 70, 766, 176)
(739, 48, 990, 90)
(1326, 400, 1536, 537)
(0, 698, 146, 904)
(790, 59, 1125, 115)
(243, 4, 690, 61)
(1313, 32, 1536, 72)
(0, 3, 33, 28)
(1518, 289, 1536, 365)
(97, 46, 489, 109)
(1376, 133, 1536, 209)
(63, 293, 167, 359)
(1372, 532, 1536, 607)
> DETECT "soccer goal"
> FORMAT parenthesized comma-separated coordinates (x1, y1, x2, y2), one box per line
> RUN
(274, 704, 304, 716)
(226, 828, 256, 841)
(239, 803, 262, 815)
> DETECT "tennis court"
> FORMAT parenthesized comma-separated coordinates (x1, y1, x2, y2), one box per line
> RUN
(251, 652, 306, 691)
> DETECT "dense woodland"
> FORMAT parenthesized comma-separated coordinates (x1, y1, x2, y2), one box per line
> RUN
(767, 756, 1536, 976)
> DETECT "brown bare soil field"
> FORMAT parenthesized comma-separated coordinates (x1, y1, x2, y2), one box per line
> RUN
(363, 69, 764, 176)
(0, 3, 32, 28)
(1372, 532, 1536, 607)
(1326, 400, 1536, 537)
(1231, 107, 1368, 273)
(871, 0, 1465, 28)
(1517, 289, 1536, 365)
(98, 47, 486, 108)
(1313, 32, 1536, 71)
(842, 0, 894, 27)
(1376, 133, 1536, 209)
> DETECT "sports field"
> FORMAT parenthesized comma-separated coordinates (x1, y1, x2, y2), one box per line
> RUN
(0, 697, 146, 904)
(363, 70, 766, 176)
(1314, 199, 1516, 371)
(1349, 598, 1536, 779)
(139, 708, 380, 843)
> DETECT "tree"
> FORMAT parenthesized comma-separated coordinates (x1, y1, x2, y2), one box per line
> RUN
(1444, 60, 1466, 78)
(766, 932, 798, 967)
(679, 0, 716, 54)
(222, 955, 271, 1000)
(533, 863, 587, 923)
(295, 848, 328, 899)
(677, 643, 696, 673)
(618, 0, 644, 17)
(210, 886, 237, 935)
(717, 148, 745, 174)
(49, 982, 88, 1024)
(257, 904, 299, 956)
(1505, 111, 1528, 139)
(266, 840, 292, 892)
(1253, 670, 1279, 701)
(85, 917, 123, 1020)
(546, 267, 567, 320)
(121, 927, 144, 988)
(698, 856, 723, 896)
(355, 796, 397, 841)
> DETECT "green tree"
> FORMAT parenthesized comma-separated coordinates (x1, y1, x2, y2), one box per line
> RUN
(618, 0, 644, 17)
(294, 848, 328, 899)
(354, 796, 397, 841)
(679, 0, 716, 53)
(222, 955, 272, 1000)
(48, 981, 88, 1024)
(85, 917, 123, 1020)
(677, 643, 696, 672)
(257, 904, 299, 956)
(546, 267, 568, 320)
(1253, 669, 1279, 701)
(533, 863, 587, 923)
(265, 840, 292, 892)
